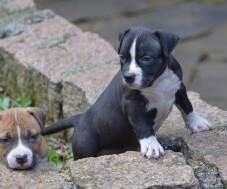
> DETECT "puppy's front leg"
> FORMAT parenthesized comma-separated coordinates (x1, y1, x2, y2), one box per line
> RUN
(175, 83, 212, 133)
(126, 99, 164, 159)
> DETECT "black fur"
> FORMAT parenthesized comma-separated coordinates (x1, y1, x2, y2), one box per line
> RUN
(42, 27, 194, 160)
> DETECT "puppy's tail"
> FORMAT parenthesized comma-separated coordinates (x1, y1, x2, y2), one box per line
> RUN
(41, 114, 82, 135)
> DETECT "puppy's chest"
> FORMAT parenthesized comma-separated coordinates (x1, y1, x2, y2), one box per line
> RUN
(141, 70, 181, 128)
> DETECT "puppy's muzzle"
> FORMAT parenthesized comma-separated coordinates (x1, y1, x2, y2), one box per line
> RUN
(16, 154, 28, 165)
(123, 72, 135, 84)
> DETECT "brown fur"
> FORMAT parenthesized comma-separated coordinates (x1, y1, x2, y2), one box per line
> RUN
(0, 108, 48, 160)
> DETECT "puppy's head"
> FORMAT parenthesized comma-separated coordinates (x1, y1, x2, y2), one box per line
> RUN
(118, 27, 179, 89)
(0, 107, 48, 170)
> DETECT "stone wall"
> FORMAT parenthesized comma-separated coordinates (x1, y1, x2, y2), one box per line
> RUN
(0, 0, 118, 122)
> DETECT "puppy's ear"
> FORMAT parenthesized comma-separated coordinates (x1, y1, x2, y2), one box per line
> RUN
(38, 138, 48, 157)
(26, 108, 47, 129)
(118, 29, 130, 54)
(155, 30, 180, 57)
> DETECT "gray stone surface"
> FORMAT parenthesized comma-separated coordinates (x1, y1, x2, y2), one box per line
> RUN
(68, 151, 198, 189)
(37, 0, 194, 24)
(190, 63, 227, 110)
(182, 23, 227, 110)
(0, 160, 74, 189)
(184, 126, 227, 188)
(77, 3, 227, 48)
(37, 0, 150, 22)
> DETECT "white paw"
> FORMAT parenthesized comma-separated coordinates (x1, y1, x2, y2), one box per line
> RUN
(139, 136, 164, 159)
(186, 112, 212, 133)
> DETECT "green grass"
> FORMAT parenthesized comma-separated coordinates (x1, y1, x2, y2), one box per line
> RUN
(0, 92, 32, 110)
(48, 147, 64, 170)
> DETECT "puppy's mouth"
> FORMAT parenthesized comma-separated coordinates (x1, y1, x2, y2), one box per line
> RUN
(123, 78, 155, 90)
(7, 157, 36, 170)
(123, 78, 143, 90)
(13, 158, 36, 170)
(5, 152, 37, 170)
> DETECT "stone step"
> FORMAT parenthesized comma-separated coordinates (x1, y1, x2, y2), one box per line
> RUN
(67, 151, 199, 189)
(0, 160, 74, 189)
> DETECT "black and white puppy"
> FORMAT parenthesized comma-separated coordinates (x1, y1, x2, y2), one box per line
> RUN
(42, 27, 212, 159)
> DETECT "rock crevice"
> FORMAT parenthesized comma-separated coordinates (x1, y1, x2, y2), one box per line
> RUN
(160, 129, 226, 189)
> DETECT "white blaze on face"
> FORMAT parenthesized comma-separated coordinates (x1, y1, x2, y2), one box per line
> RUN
(128, 38, 143, 87)
(6, 125, 33, 169)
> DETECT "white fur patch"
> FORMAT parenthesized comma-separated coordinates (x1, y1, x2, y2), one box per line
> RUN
(139, 136, 164, 159)
(128, 38, 143, 86)
(141, 68, 181, 131)
(6, 125, 33, 169)
(186, 112, 212, 133)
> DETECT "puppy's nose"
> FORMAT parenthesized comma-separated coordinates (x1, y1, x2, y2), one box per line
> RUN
(16, 154, 27, 165)
(124, 73, 135, 84)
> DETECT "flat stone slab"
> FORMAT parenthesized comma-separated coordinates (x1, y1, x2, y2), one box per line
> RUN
(37, 0, 150, 22)
(0, 11, 117, 86)
(78, 3, 227, 48)
(185, 126, 227, 187)
(68, 151, 198, 189)
(190, 63, 227, 110)
(0, 160, 73, 189)
(182, 23, 227, 110)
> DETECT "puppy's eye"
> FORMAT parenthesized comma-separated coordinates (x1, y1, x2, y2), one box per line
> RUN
(0, 134, 11, 144)
(27, 133, 39, 143)
(119, 54, 126, 62)
(141, 56, 153, 63)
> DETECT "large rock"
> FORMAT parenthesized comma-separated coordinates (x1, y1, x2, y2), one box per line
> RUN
(184, 126, 227, 188)
(65, 92, 227, 189)
(0, 2, 118, 121)
(0, 160, 74, 189)
(68, 151, 199, 189)
(158, 92, 227, 189)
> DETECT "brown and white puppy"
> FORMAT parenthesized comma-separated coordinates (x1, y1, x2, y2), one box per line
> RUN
(0, 107, 48, 170)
